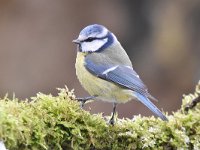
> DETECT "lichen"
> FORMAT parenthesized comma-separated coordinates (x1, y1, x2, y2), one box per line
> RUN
(0, 83, 199, 150)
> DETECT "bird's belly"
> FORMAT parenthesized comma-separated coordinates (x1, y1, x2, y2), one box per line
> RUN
(75, 52, 133, 103)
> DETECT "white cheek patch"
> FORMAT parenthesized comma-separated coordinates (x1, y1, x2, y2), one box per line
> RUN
(81, 38, 108, 52)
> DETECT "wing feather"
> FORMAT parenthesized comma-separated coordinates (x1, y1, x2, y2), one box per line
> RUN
(85, 58, 150, 97)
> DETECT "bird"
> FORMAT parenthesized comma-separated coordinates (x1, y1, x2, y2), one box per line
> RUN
(72, 24, 168, 125)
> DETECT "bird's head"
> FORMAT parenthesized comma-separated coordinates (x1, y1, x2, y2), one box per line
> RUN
(73, 24, 117, 53)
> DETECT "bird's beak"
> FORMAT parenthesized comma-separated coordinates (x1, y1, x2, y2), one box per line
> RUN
(72, 39, 81, 44)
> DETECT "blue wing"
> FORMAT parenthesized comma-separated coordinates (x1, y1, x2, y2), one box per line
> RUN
(85, 58, 149, 97)
(85, 58, 168, 121)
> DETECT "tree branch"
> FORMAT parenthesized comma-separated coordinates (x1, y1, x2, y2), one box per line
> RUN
(0, 83, 200, 150)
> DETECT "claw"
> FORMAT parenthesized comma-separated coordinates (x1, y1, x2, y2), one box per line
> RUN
(75, 96, 97, 108)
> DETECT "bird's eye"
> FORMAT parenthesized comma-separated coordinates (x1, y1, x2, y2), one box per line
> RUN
(84, 37, 94, 42)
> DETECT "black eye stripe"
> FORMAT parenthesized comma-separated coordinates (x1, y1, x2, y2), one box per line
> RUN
(84, 37, 94, 42)
(83, 32, 109, 42)
(84, 37, 106, 42)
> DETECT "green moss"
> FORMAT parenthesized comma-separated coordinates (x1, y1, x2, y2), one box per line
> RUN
(0, 82, 200, 150)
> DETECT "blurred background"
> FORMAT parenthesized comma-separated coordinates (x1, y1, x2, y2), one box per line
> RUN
(0, 0, 200, 118)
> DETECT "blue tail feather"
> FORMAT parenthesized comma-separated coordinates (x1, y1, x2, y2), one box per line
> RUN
(135, 93, 168, 121)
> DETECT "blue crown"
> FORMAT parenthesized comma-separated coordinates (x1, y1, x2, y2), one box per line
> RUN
(80, 24, 105, 36)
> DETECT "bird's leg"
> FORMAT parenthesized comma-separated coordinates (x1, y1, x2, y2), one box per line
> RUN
(109, 102, 117, 125)
(76, 96, 97, 108)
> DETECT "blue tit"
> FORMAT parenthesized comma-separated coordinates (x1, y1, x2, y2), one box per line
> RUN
(73, 24, 168, 125)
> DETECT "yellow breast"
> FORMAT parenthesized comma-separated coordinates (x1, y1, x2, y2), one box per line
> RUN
(75, 52, 133, 103)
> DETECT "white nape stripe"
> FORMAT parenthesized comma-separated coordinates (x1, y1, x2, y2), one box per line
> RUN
(81, 38, 108, 52)
(95, 27, 108, 38)
(102, 66, 118, 75)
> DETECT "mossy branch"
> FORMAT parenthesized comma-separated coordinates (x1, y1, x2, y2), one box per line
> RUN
(0, 82, 200, 150)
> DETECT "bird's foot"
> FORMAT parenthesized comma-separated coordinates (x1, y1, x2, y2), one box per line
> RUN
(109, 117, 115, 126)
(76, 96, 96, 108)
